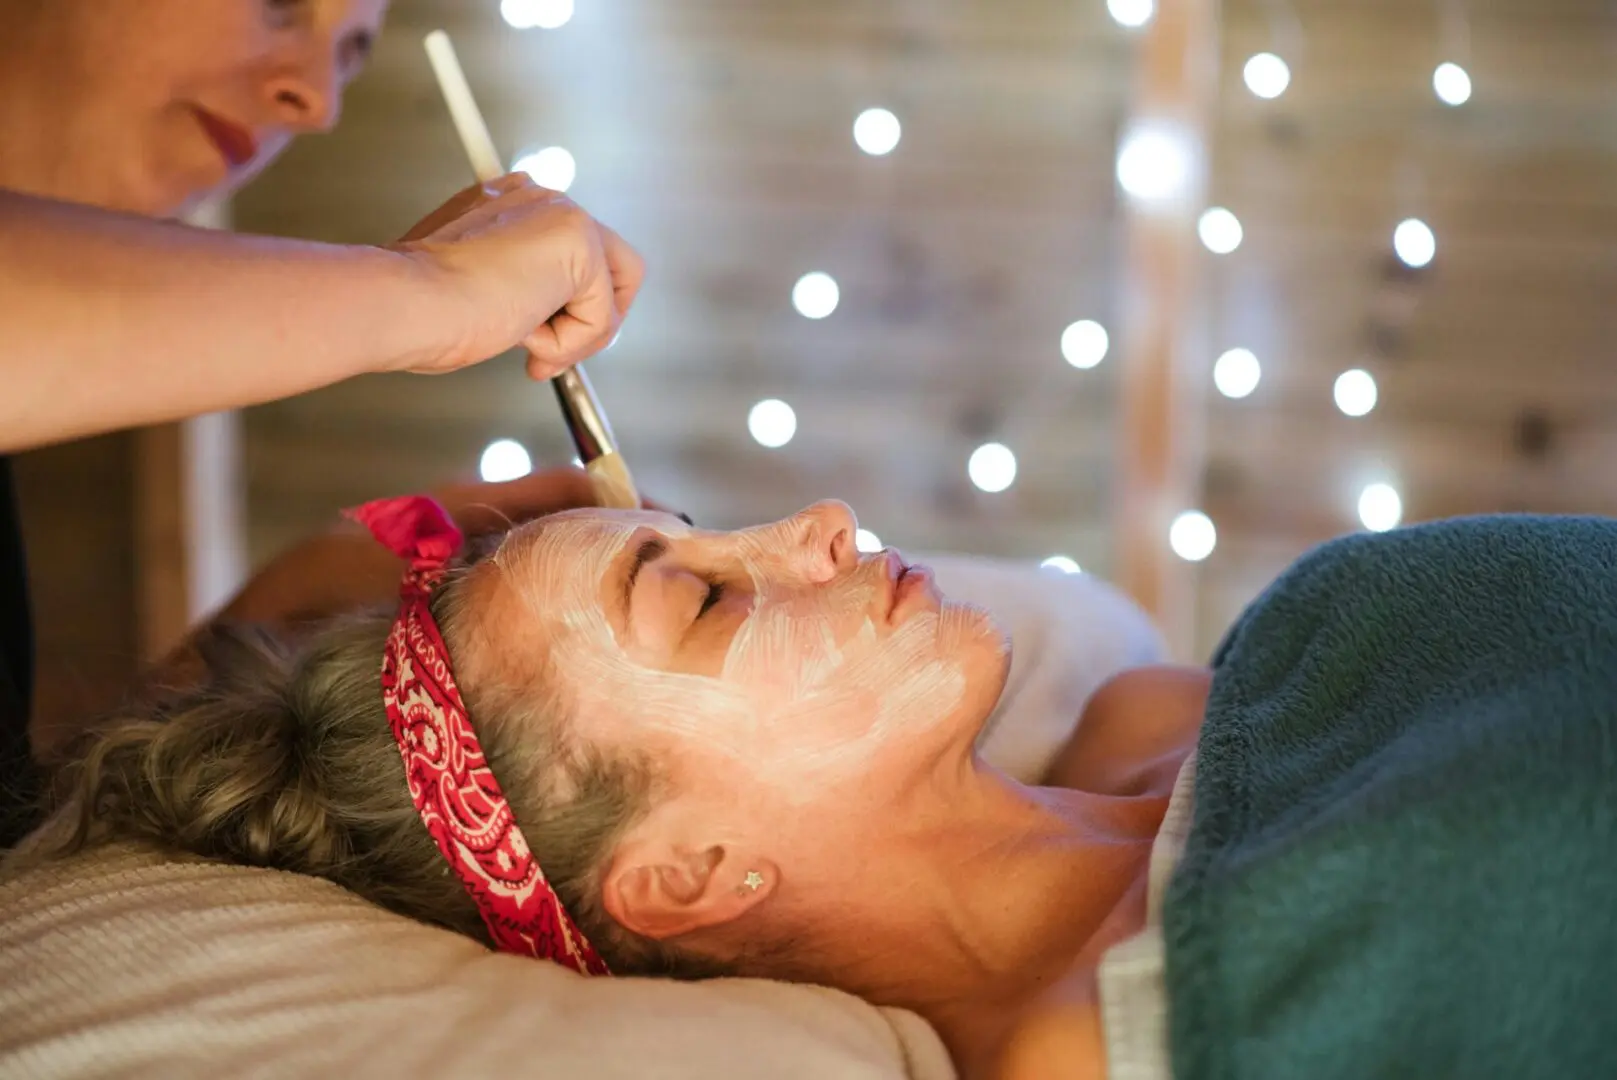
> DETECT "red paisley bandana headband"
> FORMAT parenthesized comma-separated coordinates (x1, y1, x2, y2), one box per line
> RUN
(344, 495, 610, 976)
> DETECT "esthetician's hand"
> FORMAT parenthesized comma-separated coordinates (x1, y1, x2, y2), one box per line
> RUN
(431, 473, 691, 535)
(214, 468, 627, 629)
(132, 470, 691, 707)
(392, 173, 646, 380)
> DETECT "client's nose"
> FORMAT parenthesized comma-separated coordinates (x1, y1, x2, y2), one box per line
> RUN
(798, 500, 858, 582)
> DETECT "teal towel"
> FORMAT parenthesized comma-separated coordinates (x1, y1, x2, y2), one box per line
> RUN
(1164, 515, 1617, 1080)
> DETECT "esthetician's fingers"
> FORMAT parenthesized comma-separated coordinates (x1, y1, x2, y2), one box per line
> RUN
(221, 465, 600, 628)
(430, 468, 599, 535)
(599, 222, 646, 324)
(435, 470, 690, 531)
(636, 495, 693, 524)
(521, 220, 642, 378)
(520, 223, 620, 379)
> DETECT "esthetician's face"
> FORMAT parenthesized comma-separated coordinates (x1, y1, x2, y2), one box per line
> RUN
(12, 0, 387, 216)
(486, 502, 1011, 800)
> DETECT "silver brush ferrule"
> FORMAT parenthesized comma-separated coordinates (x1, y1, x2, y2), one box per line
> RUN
(552, 366, 619, 463)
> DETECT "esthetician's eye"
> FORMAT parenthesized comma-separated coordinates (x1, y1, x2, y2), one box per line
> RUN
(262, 0, 304, 28)
(697, 581, 725, 618)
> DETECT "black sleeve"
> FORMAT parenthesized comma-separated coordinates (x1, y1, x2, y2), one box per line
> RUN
(0, 456, 40, 848)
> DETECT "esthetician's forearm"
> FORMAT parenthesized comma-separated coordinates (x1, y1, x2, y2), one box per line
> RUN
(0, 189, 453, 452)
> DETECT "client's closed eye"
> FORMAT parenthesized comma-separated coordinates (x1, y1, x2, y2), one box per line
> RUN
(698, 581, 725, 618)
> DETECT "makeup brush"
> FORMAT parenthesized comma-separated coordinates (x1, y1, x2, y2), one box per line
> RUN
(423, 29, 641, 511)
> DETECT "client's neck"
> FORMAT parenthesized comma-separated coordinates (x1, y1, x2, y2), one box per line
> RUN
(789, 762, 1167, 1072)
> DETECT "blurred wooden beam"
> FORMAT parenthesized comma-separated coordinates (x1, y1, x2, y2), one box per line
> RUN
(15, 436, 140, 756)
(1112, 0, 1220, 659)
(135, 410, 248, 664)
(133, 423, 188, 662)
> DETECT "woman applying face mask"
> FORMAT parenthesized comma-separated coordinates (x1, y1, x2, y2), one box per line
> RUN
(0, 0, 645, 845)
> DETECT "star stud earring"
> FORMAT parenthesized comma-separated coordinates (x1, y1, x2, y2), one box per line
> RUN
(741, 870, 765, 893)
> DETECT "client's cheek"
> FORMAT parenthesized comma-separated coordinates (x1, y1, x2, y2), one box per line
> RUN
(664, 604, 751, 680)
(663, 651, 726, 679)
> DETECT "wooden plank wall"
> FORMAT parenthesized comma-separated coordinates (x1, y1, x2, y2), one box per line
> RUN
(14, 435, 142, 754)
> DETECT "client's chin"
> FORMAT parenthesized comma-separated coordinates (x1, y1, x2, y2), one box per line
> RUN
(943, 603, 1014, 741)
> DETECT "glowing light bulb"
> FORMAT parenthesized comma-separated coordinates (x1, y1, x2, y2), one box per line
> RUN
(1169, 511, 1217, 562)
(853, 108, 902, 156)
(1213, 348, 1261, 399)
(480, 439, 532, 483)
(514, 146, 576, 192)
(1433, 62, 1472, 106)
(1198, 207, 1243, 254)
(1116, 123, 1193, 203)
(500, 0, 573, 30)
(968, 443, 1017, 493)
(792, 272, 840, 319)
(747, 398, 797, 448)
(1107, 0, 1154, 28)
(1358, 483, 1403, 532)
(1040, 555, 1082, 574)
(855, 528, 883, 553)
(1394, 218, 1436, 268)
(1061, 319, 1110, 369)
(1243, 52, 1291, 99)
(1334, 369, 1378, 417)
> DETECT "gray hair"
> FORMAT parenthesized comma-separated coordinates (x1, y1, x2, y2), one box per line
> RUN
(26, 558, 725, 978)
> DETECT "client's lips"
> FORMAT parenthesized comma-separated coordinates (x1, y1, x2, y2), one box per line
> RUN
(884, 554, 937, 624)
(193, 107, 258, 169)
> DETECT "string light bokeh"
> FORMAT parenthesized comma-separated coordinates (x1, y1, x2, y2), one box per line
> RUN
(230, 0, 1601, 663)
(470, 0, 1470, 571)
(471, 0, 1468, 591)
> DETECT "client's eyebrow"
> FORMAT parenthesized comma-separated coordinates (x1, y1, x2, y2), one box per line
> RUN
(620, 536, 668, 631)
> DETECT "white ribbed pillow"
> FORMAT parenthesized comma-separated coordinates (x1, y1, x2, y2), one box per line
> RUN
(922, 554, 1167, 782)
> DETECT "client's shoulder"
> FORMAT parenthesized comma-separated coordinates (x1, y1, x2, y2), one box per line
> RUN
(1039, 665, 1209, 796)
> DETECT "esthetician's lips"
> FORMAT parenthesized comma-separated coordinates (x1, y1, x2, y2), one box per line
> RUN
(192, 107, 259, 169)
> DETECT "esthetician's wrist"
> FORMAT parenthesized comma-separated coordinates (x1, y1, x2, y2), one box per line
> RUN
(370, 241, 476, 376)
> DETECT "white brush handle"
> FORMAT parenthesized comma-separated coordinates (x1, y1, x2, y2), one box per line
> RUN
(423, 30, 505, 184)
(421, 29, 643, 511)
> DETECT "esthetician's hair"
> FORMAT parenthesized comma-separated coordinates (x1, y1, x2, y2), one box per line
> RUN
(25, 558, 727, 979)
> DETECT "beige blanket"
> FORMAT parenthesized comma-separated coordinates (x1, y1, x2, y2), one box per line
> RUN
(0, 844, 954, 1079)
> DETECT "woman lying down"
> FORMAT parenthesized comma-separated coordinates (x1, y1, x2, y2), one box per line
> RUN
(17, 496, 1617, 1080)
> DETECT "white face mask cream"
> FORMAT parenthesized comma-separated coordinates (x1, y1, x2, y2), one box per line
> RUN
(497, 509, 995, 794)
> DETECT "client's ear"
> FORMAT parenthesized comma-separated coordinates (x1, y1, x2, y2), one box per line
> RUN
(602, 832, 775, 940)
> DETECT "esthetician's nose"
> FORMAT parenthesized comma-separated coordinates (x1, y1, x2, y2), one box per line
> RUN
(265, 49, 342, 133)
(798, 500, 858, 583)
